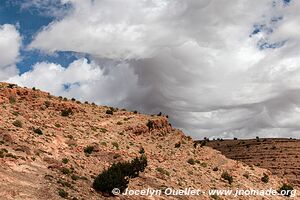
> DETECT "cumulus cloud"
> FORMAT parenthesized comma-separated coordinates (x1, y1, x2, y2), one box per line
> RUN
(0, 24, 21, 80)
(13, 0, 300, 138)
(8, 58, 139, 106)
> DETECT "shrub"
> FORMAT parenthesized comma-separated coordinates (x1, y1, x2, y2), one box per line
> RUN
(9, 96, 16, 104)
(200, 140, 207, 147)
(61, 108, 73, 117)
(93, 155, 147, 196)
(58, 188, 68, 198)
(84, 146, 94, 154)
(221, 171, 233, 184)
(33, 128, 43, 135)
(60, 167, 72, 175)
(112, 142, 119, 150)
(261, 173, 269, 183)
(156, 167, 170, 176)
(13, 120, 22, 128)
(174, 142, 181, 148)
(99, 128, 107, 133)
(129, 154, 147, 177)
(146, 120, 154, 131)
(44, 101, 51, 108)
(278, 183, 294, 197)
(200, 162, 207, 167)
(62, 158, 69, 164)
(243, 172, 249, 179)
(139, 147, 145, 154)
(106, 109, 113, 115)
(187, 158, 196, 165)
(213, 167, 219, 171)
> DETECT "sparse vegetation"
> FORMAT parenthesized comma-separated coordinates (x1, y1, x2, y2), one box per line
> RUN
(139, 147, 145, 154)
(243, 172, 250, 179)
(9, 96, 16, 104)
(112, 142, 119, 150)
(106, 109, 113, 115)
(33, 128, 43, 135)
(221, 171, 233, 184)
(93, 155, 147, 196)
(61, 108, 73, 117)
(278, 183, 294, 197)
(99, 128, 107, 133)
(60, 167, 72, 175)
(146, 120, 154, 130)
(44, 100, 50, 108)
(187, 158, 196, 165)
(175, 142, 181, 148)
(12, 120, 22, 128)
(261, 173, 269, 183)
(156, 167, 170, 176)
(62, 158, 69, 164)
(84, 146, 94, 155)
(58, 188, 68, 198)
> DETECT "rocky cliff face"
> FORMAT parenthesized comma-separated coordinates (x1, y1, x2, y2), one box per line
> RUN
(0, 82, 295, 200)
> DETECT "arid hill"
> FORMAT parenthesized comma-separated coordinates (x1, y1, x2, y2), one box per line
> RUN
(0, 82, 296, 200)
(205, 138, 300, 188)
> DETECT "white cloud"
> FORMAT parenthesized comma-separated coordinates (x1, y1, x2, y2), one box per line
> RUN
(8, 58, 139, 106)
(0, 24, 21, 80)
(15, 0, 300, 138)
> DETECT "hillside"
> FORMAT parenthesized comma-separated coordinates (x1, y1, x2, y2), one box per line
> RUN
(0, 82, 296, 200)
(205, 138, 300, 187)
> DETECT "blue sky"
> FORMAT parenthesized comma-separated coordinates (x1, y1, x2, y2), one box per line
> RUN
(1, 0, 300, 139)
(0, 1, 77, 73)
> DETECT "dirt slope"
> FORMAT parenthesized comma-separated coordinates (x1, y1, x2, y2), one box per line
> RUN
(0, 82, 296, 200)
(205, 138, 300, 187)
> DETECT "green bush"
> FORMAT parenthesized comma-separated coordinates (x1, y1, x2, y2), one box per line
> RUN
(93, 155, 147, 196)
(44, 101, 51, 108)
(84, 146, 94, 154)
(112, 142, 119, 150)
(261, 173, 269, 183)
(139, 147, 145, 154)
(106, 109, 113, 115)
(174, 142, 181, 148)
(187, 158, 196, 165)
(278, 183, 294, 197)
(33, 128, 43, 135)
(13, 120, 22, 128)
(221, 171, 233, 184)
(61, 108, 73, 117)
(60, 167, 72, 175)
(9, 96, 16, 104)
(58, 188, 68, 198)
(62, 158, 69, 164)
(146, 120, 154, 130)
(156, 167, 170, 176)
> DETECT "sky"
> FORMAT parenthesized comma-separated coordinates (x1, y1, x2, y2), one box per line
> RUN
(1, 0, 300, 139)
